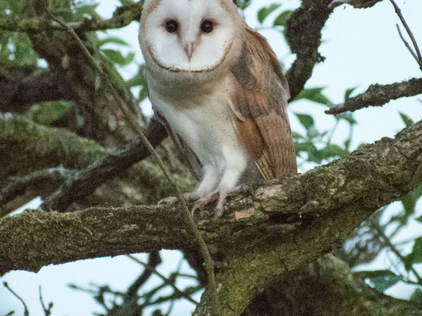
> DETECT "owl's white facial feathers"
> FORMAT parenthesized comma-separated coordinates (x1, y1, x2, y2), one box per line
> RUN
(140, 0, 242, 72)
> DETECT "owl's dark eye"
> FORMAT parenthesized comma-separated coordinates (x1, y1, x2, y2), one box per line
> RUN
(165, 20, 179, 33)
(201, 20, 214, 33)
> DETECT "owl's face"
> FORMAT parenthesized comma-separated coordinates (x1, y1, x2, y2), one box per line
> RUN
(140, 0, 243, 73)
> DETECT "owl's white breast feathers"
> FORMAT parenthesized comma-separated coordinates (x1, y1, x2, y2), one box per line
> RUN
(148, 74, 250, 194)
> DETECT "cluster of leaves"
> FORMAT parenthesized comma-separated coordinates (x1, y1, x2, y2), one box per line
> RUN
(0, 2, 38, 67)
(292, 87, 356, 165)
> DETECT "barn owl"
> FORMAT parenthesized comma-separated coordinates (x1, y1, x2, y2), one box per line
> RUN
(139, 0, 297, 218)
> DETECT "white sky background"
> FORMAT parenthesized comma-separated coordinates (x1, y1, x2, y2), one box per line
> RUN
(1, 0, 422, 315)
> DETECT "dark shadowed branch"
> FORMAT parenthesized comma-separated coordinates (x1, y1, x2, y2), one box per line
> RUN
(0, 1, 144, 33)
(41, 117, 168, 212)
(285, 0, 333, 101)
(325, 78, 422, 115)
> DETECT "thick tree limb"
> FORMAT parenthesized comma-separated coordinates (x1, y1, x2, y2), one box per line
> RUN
(326, 78, 422, 115)
(330, 0, 384, 9)
(1, 120, 421, 315)
(285, 0, 333, 101)
(0, 167, 76, 216)
(0, 114, 193, 213)
(0, 2, 143, 33)
(42, 117, 169, 212)
(242, 254, 422, 316)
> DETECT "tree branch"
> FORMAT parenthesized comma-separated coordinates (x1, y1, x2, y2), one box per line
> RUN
(0, 1, 143, 33)
(285, 0, 333, 101)
(325, 78, 422, 115)
(41, 117, 169, 212)
(1, 119, 421, 296)
(242, 254, 422, 316)
(0, 114, 193, 213)
(0, 67, 69, 113)
(0, 167, 76, 217)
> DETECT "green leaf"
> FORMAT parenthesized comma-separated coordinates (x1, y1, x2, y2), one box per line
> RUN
(98, 37, 129, 47)
(344, 138, 351, 150)
(127, 74, 143, 88)
(295, 142, 315, 153)
(344, 86, 358, 100)
(139, 86, 149, 102)
(320, 144, 349, 159)
(74, 3, 100, 19)
(368, 271, 403, 292)
(296, 87, 330, 105)
(306, 126, 320, 139)
(401, 184, 422, 216)
(410, 288, 422, 305)
(354, 269, 395, 279)
(127, 64, 147, 88)
(101, 49, 135, 66)
(404, 237, 422, 271)
(273, 10, 292, 27)
(295, 113, 314, 129)
(336, 112, 357, 125)
(399, 111, 414, 128)
(236, 0, 252, 10)
(119, 0, 134, 4)
(291, 131, 304, 139)
(416, 214, 422, 223)
(257, 3, 281, 24)
(95, 75, 101, 90)
(25, 101, 73, 126)
(307, 147, 323, 164)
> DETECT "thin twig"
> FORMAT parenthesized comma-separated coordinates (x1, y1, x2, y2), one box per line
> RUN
(370, 219, 422, 284)
(39, 286, 53, 316)
(390, 0, 422, 70)
(127, 255, 199, 305)
(0, 167, 76, 217)
(3, 282, 29, 316)
(396, 24, 419, 63)
(46, 9, 218, 312)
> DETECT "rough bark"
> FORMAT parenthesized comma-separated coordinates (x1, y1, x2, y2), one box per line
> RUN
(0, 114, 194, 214)
(285, 0, 333, 101)
(23, 1, 145, 147)
(326, 78, 422, 115)
(1, 119, 421, 315)
(242, 254, 422, 316)
(0, 66, 69, 113)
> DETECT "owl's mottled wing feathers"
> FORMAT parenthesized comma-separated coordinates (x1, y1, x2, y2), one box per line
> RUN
(230, 26, 297, 180)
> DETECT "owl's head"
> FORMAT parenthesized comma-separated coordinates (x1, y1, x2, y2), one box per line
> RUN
(139, 0, 244, 74)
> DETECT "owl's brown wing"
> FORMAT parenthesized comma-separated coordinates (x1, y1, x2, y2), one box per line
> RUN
(230, 26, 297, 180)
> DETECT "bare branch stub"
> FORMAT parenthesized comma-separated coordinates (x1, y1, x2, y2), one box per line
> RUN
(326, 78, 422, 115)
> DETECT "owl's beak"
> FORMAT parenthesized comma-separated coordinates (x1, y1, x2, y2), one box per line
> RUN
(184, 42, 196, 62)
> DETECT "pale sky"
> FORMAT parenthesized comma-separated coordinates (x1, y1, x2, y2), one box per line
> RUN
(1, 0, 422, 315)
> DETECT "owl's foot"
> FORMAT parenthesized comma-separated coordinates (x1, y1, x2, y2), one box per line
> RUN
(191, 188, 232, 220)
(214, 188, 229, 220)
(191, 192, 218, 217)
